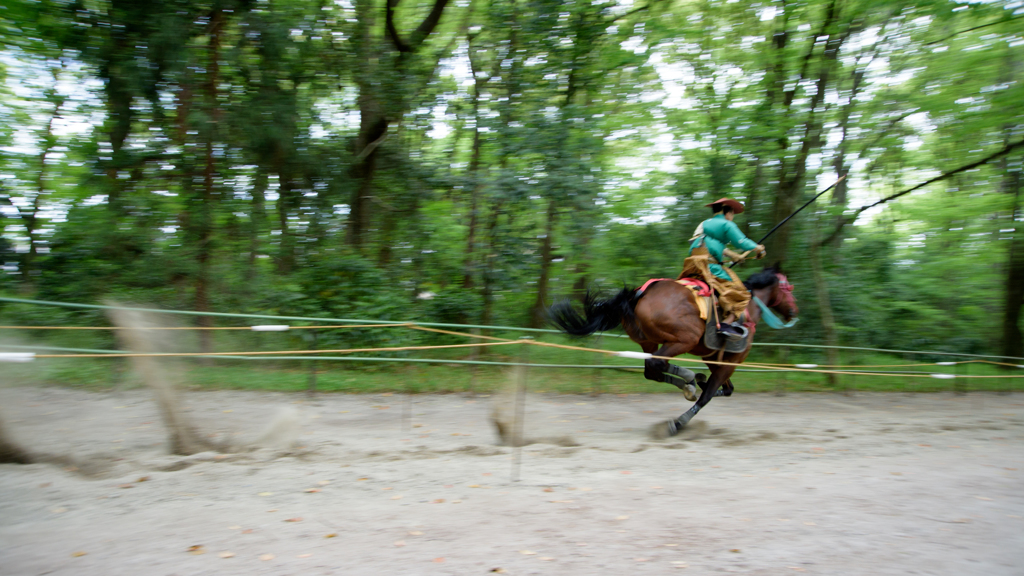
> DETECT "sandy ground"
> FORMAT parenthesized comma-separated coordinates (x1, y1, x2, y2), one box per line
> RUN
(0, 386, 1022, 576)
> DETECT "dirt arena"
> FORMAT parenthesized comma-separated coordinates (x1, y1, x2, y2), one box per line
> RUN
(1, 386, 1021, 575)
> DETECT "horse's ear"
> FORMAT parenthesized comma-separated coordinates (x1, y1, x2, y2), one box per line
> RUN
(771, 261, 783, 273)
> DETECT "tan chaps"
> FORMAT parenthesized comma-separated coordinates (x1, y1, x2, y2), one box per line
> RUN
(679, 248, 751, 319)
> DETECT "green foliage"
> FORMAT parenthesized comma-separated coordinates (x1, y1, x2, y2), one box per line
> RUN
(1, 0, 1023, 368)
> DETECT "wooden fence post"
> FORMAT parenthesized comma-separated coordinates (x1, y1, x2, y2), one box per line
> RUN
(592, 335, 604, 396)
(511, 337, 531, 482)
(307, 329, 317, 396)
(777, 346, 788, 396)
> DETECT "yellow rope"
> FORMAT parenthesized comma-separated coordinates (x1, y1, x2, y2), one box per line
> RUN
(405, 324, 513, 342)
(726, 358, 1014, 369)
(519, 340, 1024, 378)
(0, 323, 415, 331)
(711, 361, 959, 369)
(967, 359, 1024, 368)
(25, 338, 1023, 378)
(5, 320, 1021, 377)
(32, 340, 526, 359)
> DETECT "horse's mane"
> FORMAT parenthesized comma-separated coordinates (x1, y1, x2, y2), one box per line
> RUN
(744, 268, 778, 291)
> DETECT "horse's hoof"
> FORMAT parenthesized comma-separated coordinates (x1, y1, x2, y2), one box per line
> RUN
(667, 420, 683, 436)
(681, 384, 697, 402)
(649, 420, 681, 440)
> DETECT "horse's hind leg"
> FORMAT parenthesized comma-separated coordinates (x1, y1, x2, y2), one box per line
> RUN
(663, 364, 699, 401)
(641, 343, 698, 401)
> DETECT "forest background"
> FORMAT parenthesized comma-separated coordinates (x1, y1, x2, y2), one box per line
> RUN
(1, 0, 1022, 376)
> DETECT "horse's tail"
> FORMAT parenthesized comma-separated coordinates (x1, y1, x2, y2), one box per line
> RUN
(549, 287, 640, 337)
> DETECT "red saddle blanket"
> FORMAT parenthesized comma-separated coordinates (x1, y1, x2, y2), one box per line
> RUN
(637, 277, 712, 297)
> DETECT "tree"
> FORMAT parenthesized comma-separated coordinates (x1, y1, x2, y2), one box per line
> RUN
(346, 0, 459, 251)
(3, 0, 1024, 360)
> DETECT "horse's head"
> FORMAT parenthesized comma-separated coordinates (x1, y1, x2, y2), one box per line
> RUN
(745, 264, 799, 322)
(769, 270, 799, 322)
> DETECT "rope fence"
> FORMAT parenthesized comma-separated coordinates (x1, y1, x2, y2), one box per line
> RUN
(6, 295, 1024, 360)
(0, 323, 415, 331)
(2, 296, 1023, 390)
(0, 343, 989, 376)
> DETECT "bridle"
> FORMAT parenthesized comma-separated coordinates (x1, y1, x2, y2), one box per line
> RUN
(770, 274, 797, 317)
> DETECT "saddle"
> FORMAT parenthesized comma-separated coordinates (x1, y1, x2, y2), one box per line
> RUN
(637, 276, 752, 352)
(637, 278, 711, 321)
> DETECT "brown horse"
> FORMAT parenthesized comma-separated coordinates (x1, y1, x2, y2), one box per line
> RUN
(549, 266, 799, 436)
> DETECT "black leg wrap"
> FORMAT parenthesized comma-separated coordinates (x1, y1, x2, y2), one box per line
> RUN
(714, 387, 732, 397)
(677, 403, 702, 427)
(644, 359, 668, 382)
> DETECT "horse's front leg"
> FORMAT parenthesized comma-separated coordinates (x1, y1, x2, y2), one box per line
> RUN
(666, 364, 734, 435)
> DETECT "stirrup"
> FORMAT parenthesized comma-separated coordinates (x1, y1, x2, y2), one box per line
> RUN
(717, 323, 748, 341)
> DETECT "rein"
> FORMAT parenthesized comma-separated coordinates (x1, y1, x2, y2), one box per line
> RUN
(754, 275, 798, 329)
(753, 296, 799, 329)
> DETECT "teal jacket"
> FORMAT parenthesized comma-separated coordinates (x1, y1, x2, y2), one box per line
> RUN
(688, 214, 759, 280)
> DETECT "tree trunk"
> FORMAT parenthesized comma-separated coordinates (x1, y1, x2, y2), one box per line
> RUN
(276, 174, 296, 274)
(378, 204, 396, 268)
(104, 46, 133, 214)
(763, 3, 845, 263)
(809, 219, 840, 387)
(571, 248, 591, 303)
(766, 176, 800, 264)
(347, 0, 381, 252)
(346, 0, 451, 252)
(480, 3, 519, 332)
(21, 154, 46, 289)
(21, 84, 64, 290)
(828, 69, 863, 247)
(760, 10, 791, 261)
(480, 201, 504, 337)
(463, 181, 480, 289)
(195, 9, 223, 355)
(767, 31, 844, 264)
(571, 226, 594, 302)
(462, 98, 483, 289)
(347, 106, 384, 251)
(247, 169, 267, 282)
(1001, 155, 1024, 359)
(741, 154, 764, 237)
(528, 198, 558, 328)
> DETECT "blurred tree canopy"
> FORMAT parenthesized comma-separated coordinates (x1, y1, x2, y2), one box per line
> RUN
(0, 0, 1021, 355)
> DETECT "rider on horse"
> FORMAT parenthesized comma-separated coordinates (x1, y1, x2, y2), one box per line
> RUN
(683, 198, 766, 339)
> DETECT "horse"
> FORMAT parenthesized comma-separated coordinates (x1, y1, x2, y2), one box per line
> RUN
(549, 265, 799, 436)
